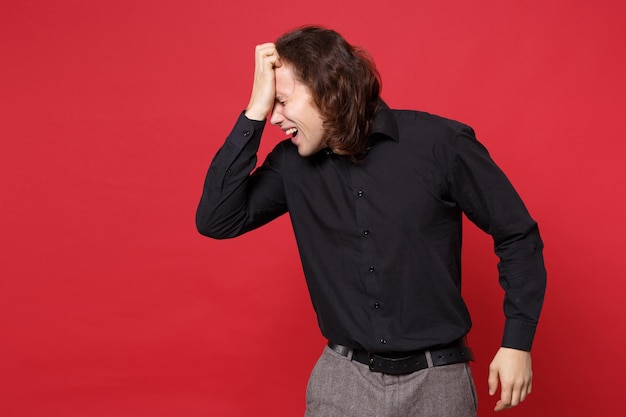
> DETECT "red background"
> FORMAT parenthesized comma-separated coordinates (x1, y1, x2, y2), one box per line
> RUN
(2, 1, 625, 416)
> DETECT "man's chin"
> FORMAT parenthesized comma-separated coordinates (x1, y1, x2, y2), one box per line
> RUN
(297, 148, 311, 157)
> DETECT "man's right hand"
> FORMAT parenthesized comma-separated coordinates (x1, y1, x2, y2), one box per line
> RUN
(244, 43, 282, 121)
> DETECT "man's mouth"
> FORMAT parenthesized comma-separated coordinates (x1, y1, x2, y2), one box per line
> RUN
(285, 127, 298, 137)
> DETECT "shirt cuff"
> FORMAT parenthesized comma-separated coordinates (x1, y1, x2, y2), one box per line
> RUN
(501, 319, 538, 351)
(226, 111, 266, 150)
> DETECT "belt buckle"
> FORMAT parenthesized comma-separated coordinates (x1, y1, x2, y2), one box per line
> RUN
(368, 352, 402, 374)
(367, 352, 376, 371)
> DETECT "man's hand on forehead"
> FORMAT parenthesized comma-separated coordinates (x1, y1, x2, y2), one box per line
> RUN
(245, 43, 283, 121)
(255, 42, 282, 68)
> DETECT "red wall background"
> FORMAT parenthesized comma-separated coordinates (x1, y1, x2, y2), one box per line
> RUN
(2, 1, 625, 416)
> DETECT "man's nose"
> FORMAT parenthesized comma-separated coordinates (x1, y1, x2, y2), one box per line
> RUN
(270, 107, 283, 126)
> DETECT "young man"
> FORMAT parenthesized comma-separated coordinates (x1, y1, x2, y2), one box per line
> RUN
(196, 26, 546, 416)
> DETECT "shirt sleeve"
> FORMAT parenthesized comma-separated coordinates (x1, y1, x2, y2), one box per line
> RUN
(195, 112, 288, 239)
(447, 125, 547, 351)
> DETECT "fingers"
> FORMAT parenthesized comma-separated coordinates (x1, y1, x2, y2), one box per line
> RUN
(489, 362, 509, 412)
(245, 43, 282, 121)
(255, 43, 282, 69)
(494, 375, 531, 411)
(489, 348, 533, 412)
(487, 364, 499, 396)
(494, 384, 513, 412)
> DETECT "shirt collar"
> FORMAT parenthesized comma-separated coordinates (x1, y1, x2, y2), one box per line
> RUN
(369, 100, 399, 143)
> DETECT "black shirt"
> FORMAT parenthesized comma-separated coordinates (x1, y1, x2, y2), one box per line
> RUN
(196, 103, 546, 352)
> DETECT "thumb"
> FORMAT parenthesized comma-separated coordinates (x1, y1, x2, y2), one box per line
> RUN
(488, 364, 500, 396)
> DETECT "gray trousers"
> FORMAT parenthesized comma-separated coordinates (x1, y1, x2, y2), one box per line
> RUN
(305, 346, 478, 417)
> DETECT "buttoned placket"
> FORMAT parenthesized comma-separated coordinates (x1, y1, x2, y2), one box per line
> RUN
(348, 162, 388, 348)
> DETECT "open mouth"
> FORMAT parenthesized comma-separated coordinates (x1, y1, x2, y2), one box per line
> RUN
(285, 127, 298, 137)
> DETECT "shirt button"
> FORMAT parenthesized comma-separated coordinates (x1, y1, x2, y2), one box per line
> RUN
(363, 229, 369, 235)
(243, 130, 251, 137)
(368, 266, 375, 273)
(374, 302, 380, 309)
(380, 338, 387, 345)
(357, 190, 364, 197)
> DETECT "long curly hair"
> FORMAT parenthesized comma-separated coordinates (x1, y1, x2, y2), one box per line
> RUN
(276, 26, 381, 161)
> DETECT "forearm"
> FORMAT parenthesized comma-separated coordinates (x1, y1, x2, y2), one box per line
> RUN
(196, 113, 265, 238)
(497, 222, 547, 350)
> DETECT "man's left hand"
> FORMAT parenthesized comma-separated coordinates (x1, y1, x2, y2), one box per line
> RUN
(488, 347, 533, 411)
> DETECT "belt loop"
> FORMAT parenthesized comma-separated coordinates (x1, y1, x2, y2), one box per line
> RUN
(425, 350, 434, 368)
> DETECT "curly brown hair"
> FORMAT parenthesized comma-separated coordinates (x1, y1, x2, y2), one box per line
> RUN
(276, 26, 381, 161)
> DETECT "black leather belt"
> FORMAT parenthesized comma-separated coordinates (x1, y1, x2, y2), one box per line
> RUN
(328, 341, 474, 375)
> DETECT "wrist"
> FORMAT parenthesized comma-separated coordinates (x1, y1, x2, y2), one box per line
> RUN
(245, 103, 270, 121)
